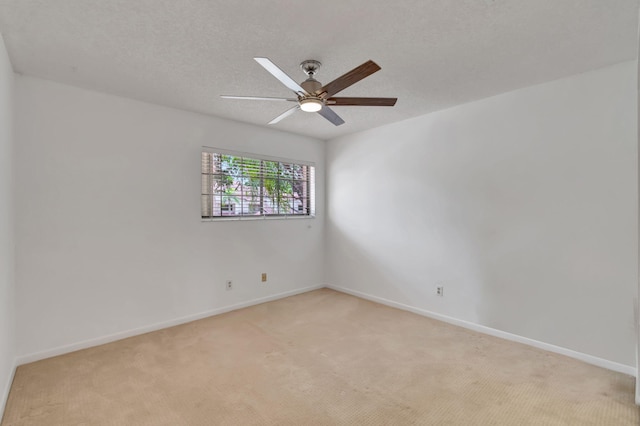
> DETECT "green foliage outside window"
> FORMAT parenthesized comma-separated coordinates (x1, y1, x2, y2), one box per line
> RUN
(201, 152, 314, 219)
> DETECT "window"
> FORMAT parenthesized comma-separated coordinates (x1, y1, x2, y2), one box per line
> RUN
(201, 149, 315, 220)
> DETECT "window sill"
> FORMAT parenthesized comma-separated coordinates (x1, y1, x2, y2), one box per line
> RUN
(201, 215, 315, 222)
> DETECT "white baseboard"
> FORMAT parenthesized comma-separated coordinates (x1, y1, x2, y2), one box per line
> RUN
(16, 285, 323, 365)
(1, 358, 17, 422)
(327, 284, 637, 378)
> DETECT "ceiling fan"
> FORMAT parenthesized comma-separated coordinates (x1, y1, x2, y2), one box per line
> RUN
(221, 58, 397, 126)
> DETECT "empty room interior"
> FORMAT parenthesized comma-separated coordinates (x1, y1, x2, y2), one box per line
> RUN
(1, 1, 640, 425)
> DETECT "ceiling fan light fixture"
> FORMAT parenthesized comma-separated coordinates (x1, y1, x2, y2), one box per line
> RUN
(299, 98, 323, 112)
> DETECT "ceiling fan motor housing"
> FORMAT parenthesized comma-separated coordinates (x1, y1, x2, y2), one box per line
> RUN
(299, 78, 324, 112)
(301, 78, 322, 95)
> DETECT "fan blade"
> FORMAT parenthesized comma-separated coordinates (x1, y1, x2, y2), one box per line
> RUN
(254, 57, 307, 96)
(221, 95, 297, 102)
(268, 106, 300, 124)
(327, 97, 397, 106)
(317, 105, 345, 126)
(318, 60, 381, 98)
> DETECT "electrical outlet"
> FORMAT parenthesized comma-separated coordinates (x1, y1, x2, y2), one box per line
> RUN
(436, 286, 444, 296)
(226, 280, 233, 291)
(261, 273, 267, 282)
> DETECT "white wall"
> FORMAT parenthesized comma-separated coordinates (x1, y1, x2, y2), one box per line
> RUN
(14, 76, 325, 360)
(327, 61, 638, 368)
(0, 33, 15, 414)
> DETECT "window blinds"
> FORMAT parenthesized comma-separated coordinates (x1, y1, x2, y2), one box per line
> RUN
(201, 150, 315, 220)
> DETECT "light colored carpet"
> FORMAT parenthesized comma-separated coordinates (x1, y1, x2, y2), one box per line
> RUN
(2, 288, 638, 425)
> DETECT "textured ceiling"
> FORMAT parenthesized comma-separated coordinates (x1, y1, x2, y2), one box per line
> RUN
(0, 0, 638, 140)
